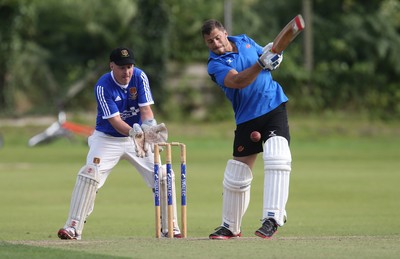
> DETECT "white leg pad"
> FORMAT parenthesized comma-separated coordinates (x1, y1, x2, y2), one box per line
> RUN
(263, 136, 291, 226)
(159, 165, 180, 235)
(222, 159, 253, 235)
(64, 164, 99, 236)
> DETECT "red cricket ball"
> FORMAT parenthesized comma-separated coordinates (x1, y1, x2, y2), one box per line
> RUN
(250, 131, 261, 142)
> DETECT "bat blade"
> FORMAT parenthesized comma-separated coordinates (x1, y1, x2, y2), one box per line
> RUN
(271, 14, 305, 53)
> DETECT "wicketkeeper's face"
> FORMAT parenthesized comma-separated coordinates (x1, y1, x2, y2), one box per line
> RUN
(204, 28, 230, 55)
(110, 62, 134, 85)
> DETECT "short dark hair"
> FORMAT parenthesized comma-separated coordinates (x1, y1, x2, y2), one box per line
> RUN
(201, 19, 225, 36)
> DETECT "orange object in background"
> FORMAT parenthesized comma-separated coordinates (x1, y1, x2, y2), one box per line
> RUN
(62, 121, 94, 137)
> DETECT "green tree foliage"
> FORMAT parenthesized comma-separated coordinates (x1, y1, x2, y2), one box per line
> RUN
(0, 0, 20, 112)
(133, 0, 169, 103)
(309, 0, 400, 118)
(0, 0, 399, 120)
(165, 0, 223, 61)
(2, 0, 141, 114)
(239, 0, 400, 119)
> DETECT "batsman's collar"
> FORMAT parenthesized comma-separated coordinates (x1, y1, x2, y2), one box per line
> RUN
(110, 47, 135, 65)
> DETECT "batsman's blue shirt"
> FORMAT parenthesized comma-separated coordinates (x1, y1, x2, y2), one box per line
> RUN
(95, 68, 154, 137)
(207, 34, 288, 125)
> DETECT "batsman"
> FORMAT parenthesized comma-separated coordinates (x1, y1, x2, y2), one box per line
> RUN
(201, 19, 293, 239)
(57, 47, 182, 240)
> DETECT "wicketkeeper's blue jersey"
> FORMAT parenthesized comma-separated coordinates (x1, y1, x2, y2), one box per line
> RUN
(94, 68, 154, 137)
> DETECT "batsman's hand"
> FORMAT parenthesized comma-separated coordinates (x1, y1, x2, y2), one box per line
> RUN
(129, 123, 147, 158)
(257, 42, 283, 71)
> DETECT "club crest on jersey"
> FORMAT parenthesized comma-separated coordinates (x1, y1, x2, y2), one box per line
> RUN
(129, 87, 137, 100)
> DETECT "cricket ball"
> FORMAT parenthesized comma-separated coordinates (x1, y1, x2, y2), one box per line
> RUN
(250, 131, 261, 142)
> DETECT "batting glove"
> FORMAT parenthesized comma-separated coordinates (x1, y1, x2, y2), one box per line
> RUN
(257, 42, 283, 71)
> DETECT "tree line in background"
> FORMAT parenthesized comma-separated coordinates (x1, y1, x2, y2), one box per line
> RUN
(0, 0, 399, 121)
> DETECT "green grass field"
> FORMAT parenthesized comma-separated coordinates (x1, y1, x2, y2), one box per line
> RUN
(1, 115, 399, 258)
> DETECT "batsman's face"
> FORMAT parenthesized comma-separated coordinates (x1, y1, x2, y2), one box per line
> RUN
(204, 28, 231, 55)
(110, 63, 134, 85)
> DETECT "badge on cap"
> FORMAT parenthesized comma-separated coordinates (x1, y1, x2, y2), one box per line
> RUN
(121, 49, 129, 57)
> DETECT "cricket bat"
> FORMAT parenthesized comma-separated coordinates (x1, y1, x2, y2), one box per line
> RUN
(271, 14, 305, 53)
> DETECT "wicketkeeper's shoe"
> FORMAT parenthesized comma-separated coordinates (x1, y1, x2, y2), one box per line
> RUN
(172, 233, 183, 238)
(57, 227, 81, 240)
(254, 218, 278, 239)
(209, 226, 242, 240)
(162, 228, 183, 238)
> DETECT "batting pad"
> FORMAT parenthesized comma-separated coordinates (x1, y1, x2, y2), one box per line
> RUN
(222, 159, 253, 235)
(159, 165, 180, 234)
(65, 164, 99, 236)
(263, 136, 291, 226)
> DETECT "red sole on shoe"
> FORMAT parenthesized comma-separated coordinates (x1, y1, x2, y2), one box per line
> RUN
(58, 229, 76, 240)
(209, 236, 232, 240)
(254, 230, 277, 239)
(209, 233, 242, 240)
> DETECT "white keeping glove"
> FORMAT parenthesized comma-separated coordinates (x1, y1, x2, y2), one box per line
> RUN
(141, 120, 168, 153)
(142, 123, 168, 144)
(257, 42, 283, 71)
(129, 123, 147, 158)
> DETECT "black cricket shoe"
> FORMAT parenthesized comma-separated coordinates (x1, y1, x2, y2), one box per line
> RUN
(209, 226, 242, 240)
(254, 218, 278, 239)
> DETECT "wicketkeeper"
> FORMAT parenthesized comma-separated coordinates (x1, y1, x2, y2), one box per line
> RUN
(57, 47, 182, 240)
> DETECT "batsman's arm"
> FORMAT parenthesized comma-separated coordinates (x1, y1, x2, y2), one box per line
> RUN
(223, 64, 263, 89)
